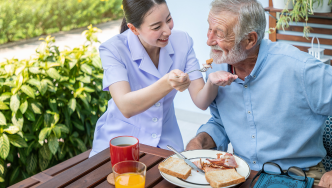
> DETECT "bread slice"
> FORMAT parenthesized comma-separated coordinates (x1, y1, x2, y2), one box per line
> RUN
(158, 157, 191, 180)
(205, 169, 245, 188)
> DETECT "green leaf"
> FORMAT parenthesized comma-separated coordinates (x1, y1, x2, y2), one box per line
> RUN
(0, 93, 11, 102)
(40, 144, 51, 160)
(74, 138, 87, 152)
(84, 87, 95, 93)
(78, 94, 90, 110)
(0, 102, 9, 110)
(12, 112, 24, 130)
(0, 134, 10, 159)
(24, 109, 35, 121)
(3, 126, 20, 134)
(39, 128, 51, 143)
(68, 98, 76, 116)
(21, 85, 35, 99)
(92, 56, 102, 69)
(5, 64, 15, 75)
(40, 79, 48, 96)
(30, 102, 43, 114)
(48, 98, 58, 113)
(58, 144, 67, 160)
(44, 113, 51, 127)
(19, 100, 28, 114)
(46, 68, 61, 80)
(53, 127, 61, 138)
(48, 134, 58, 155)
(9, 166, 20, 184)
(0, 112, 6, 126)
(77, 75, 91, 83)
(38, 151, 50, 171)
(29, 67, 41, 74)
(10, 94, 20, 113)
(33, 115, 44, 132)
(51, 113, 60, 127)
(80, 64, 92, 75)
(72, 121, 85, 131)
(56, 124, 69, 134)
(26, 153, 37, 174)
(7, 134, 28, 147)
(25, 141, 35, 156)
(27, 79, 41, 88)
(0, 158, 4, 175)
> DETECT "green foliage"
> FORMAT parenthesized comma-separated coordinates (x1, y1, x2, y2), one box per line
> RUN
(272, 0, 330, 39)
(0, 0, 123, 44)
(0, 25, 111, 187)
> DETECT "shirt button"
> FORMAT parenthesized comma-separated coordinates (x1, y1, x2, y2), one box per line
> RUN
(248, 111, 251, 114)
(152, 118, 158, 122)
(155, 102, 161, 107)
(253, 161, 256, 164)
(152, 134, 157, 138)
(244, 85, 248, 88)
(253, 75, 256, 78)
(252, 135, 255, 139)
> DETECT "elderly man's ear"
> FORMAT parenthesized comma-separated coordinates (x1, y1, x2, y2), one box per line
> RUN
(243, 31, 258, 50)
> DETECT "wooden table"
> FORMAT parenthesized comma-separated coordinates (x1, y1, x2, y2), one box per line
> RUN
(10, 144, 324, 188)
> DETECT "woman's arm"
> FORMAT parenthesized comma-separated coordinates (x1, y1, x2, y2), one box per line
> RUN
(110, 69, 190, 118)
(188, 71, 238, 110)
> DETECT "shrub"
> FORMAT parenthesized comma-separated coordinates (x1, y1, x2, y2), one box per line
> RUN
(0, 25, 111, 187)
(0, 0, 123, 44)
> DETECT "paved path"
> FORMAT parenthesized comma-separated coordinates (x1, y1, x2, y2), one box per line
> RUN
(0, 19, 122, 62)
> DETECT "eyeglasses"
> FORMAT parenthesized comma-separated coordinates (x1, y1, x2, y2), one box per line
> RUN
(250, 162, 308, 188)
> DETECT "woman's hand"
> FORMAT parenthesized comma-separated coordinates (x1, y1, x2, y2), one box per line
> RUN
(167, 69, 191, 92)
(208, 71, 238, 86)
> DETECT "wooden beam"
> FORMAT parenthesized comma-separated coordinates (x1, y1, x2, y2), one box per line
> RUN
(293, 45, 332, 56)
(280, 26, 332, 35)
(277, 34, 332, 45)
(269, 12, 277, 42)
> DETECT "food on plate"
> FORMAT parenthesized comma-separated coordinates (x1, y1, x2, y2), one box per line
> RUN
(205, 169, 245, 188)
(158, 157, 191, 180)
(203, 58, 214, 69)
(193, 153, 239, 172)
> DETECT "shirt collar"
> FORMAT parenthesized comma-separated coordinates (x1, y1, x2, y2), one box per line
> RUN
(127, 29, 174, 78)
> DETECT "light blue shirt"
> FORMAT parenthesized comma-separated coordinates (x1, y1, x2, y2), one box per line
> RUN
(90, 29, 202, 157)
(198, 39, 332, 171)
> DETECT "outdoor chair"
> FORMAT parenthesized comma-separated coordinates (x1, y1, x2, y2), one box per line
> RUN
(322, 116, 332, 171)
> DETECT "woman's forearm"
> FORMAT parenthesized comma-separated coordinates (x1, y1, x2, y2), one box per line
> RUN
(110, 74, 173, 118)
(190, 78, 219, 110)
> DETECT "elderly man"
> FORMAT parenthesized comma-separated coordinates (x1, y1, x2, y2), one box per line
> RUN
(186, 0, 332, 186)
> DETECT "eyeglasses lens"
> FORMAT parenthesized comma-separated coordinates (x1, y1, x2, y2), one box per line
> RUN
(288, 167, 306, 181)
(264, 163, 282, 175)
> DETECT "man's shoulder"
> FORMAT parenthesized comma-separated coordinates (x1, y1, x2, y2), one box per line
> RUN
(264, 39, 312, 63)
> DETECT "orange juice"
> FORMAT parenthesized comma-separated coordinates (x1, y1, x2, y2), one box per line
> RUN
(115, 173, 145, 188)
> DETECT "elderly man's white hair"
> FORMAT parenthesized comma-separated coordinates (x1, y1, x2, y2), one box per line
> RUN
(211, 0, 266, 45)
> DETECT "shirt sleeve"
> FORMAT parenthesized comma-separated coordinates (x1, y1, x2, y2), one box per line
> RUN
(184, 33, 203, 81)
(302, 58, 332, 115)
(99, 43, 129, 91)
(196, 99, 230, 151)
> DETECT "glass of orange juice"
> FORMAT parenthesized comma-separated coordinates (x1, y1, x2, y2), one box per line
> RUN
(113, 161, 146, 188)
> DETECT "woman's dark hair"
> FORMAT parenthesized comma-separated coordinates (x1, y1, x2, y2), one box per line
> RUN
(120, 0, 167, 34)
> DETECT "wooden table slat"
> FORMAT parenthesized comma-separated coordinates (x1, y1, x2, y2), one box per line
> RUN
(93, 181, 113, 188)
(36, 148, 109, 188)
(31, 172, 53, 183)
(145, 164, 164, 188)
(43, 149, 91, 176)
(153, 179, 179, 188)
(8, 177, 40, 188)
(139, 144, 174, 158)
(65, 153, 162, 188)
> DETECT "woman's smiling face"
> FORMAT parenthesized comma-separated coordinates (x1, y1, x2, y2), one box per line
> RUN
(133, 3, 174, 48)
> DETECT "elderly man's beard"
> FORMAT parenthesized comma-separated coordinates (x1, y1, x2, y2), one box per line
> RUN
(210, 43, 247, 65)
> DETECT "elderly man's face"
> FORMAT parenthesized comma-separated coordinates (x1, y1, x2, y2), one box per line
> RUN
(207, 11, 247, 64)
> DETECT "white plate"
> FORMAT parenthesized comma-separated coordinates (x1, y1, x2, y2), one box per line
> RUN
(159, 150, 251, 188)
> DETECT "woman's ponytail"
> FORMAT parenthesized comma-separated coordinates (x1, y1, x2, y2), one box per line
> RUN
(120, 17, 129, 34)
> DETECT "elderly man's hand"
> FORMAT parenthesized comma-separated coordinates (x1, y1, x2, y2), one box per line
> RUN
(319, 171, 332, 187)
(186, 132, 216, 151)
(167, 69, 191, 92)
(208, 71, 238, 87)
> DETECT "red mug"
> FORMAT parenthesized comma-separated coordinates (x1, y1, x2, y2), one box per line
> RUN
(109, 136, 140, 167)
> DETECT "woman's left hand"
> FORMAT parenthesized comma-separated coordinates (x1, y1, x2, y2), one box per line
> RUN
(167, 69, 191, 92)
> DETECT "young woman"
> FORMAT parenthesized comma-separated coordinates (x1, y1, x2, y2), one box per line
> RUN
(89, 0, 237, 157)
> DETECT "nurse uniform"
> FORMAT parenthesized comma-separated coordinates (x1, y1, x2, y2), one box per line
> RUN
(89, 29, 202, 157)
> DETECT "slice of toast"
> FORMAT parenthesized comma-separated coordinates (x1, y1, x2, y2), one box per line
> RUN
(205, 169, 245, 188)
(158, 157, 191, 180)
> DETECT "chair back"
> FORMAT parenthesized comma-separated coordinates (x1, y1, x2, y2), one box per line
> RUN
(322, 116, 332, 171)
